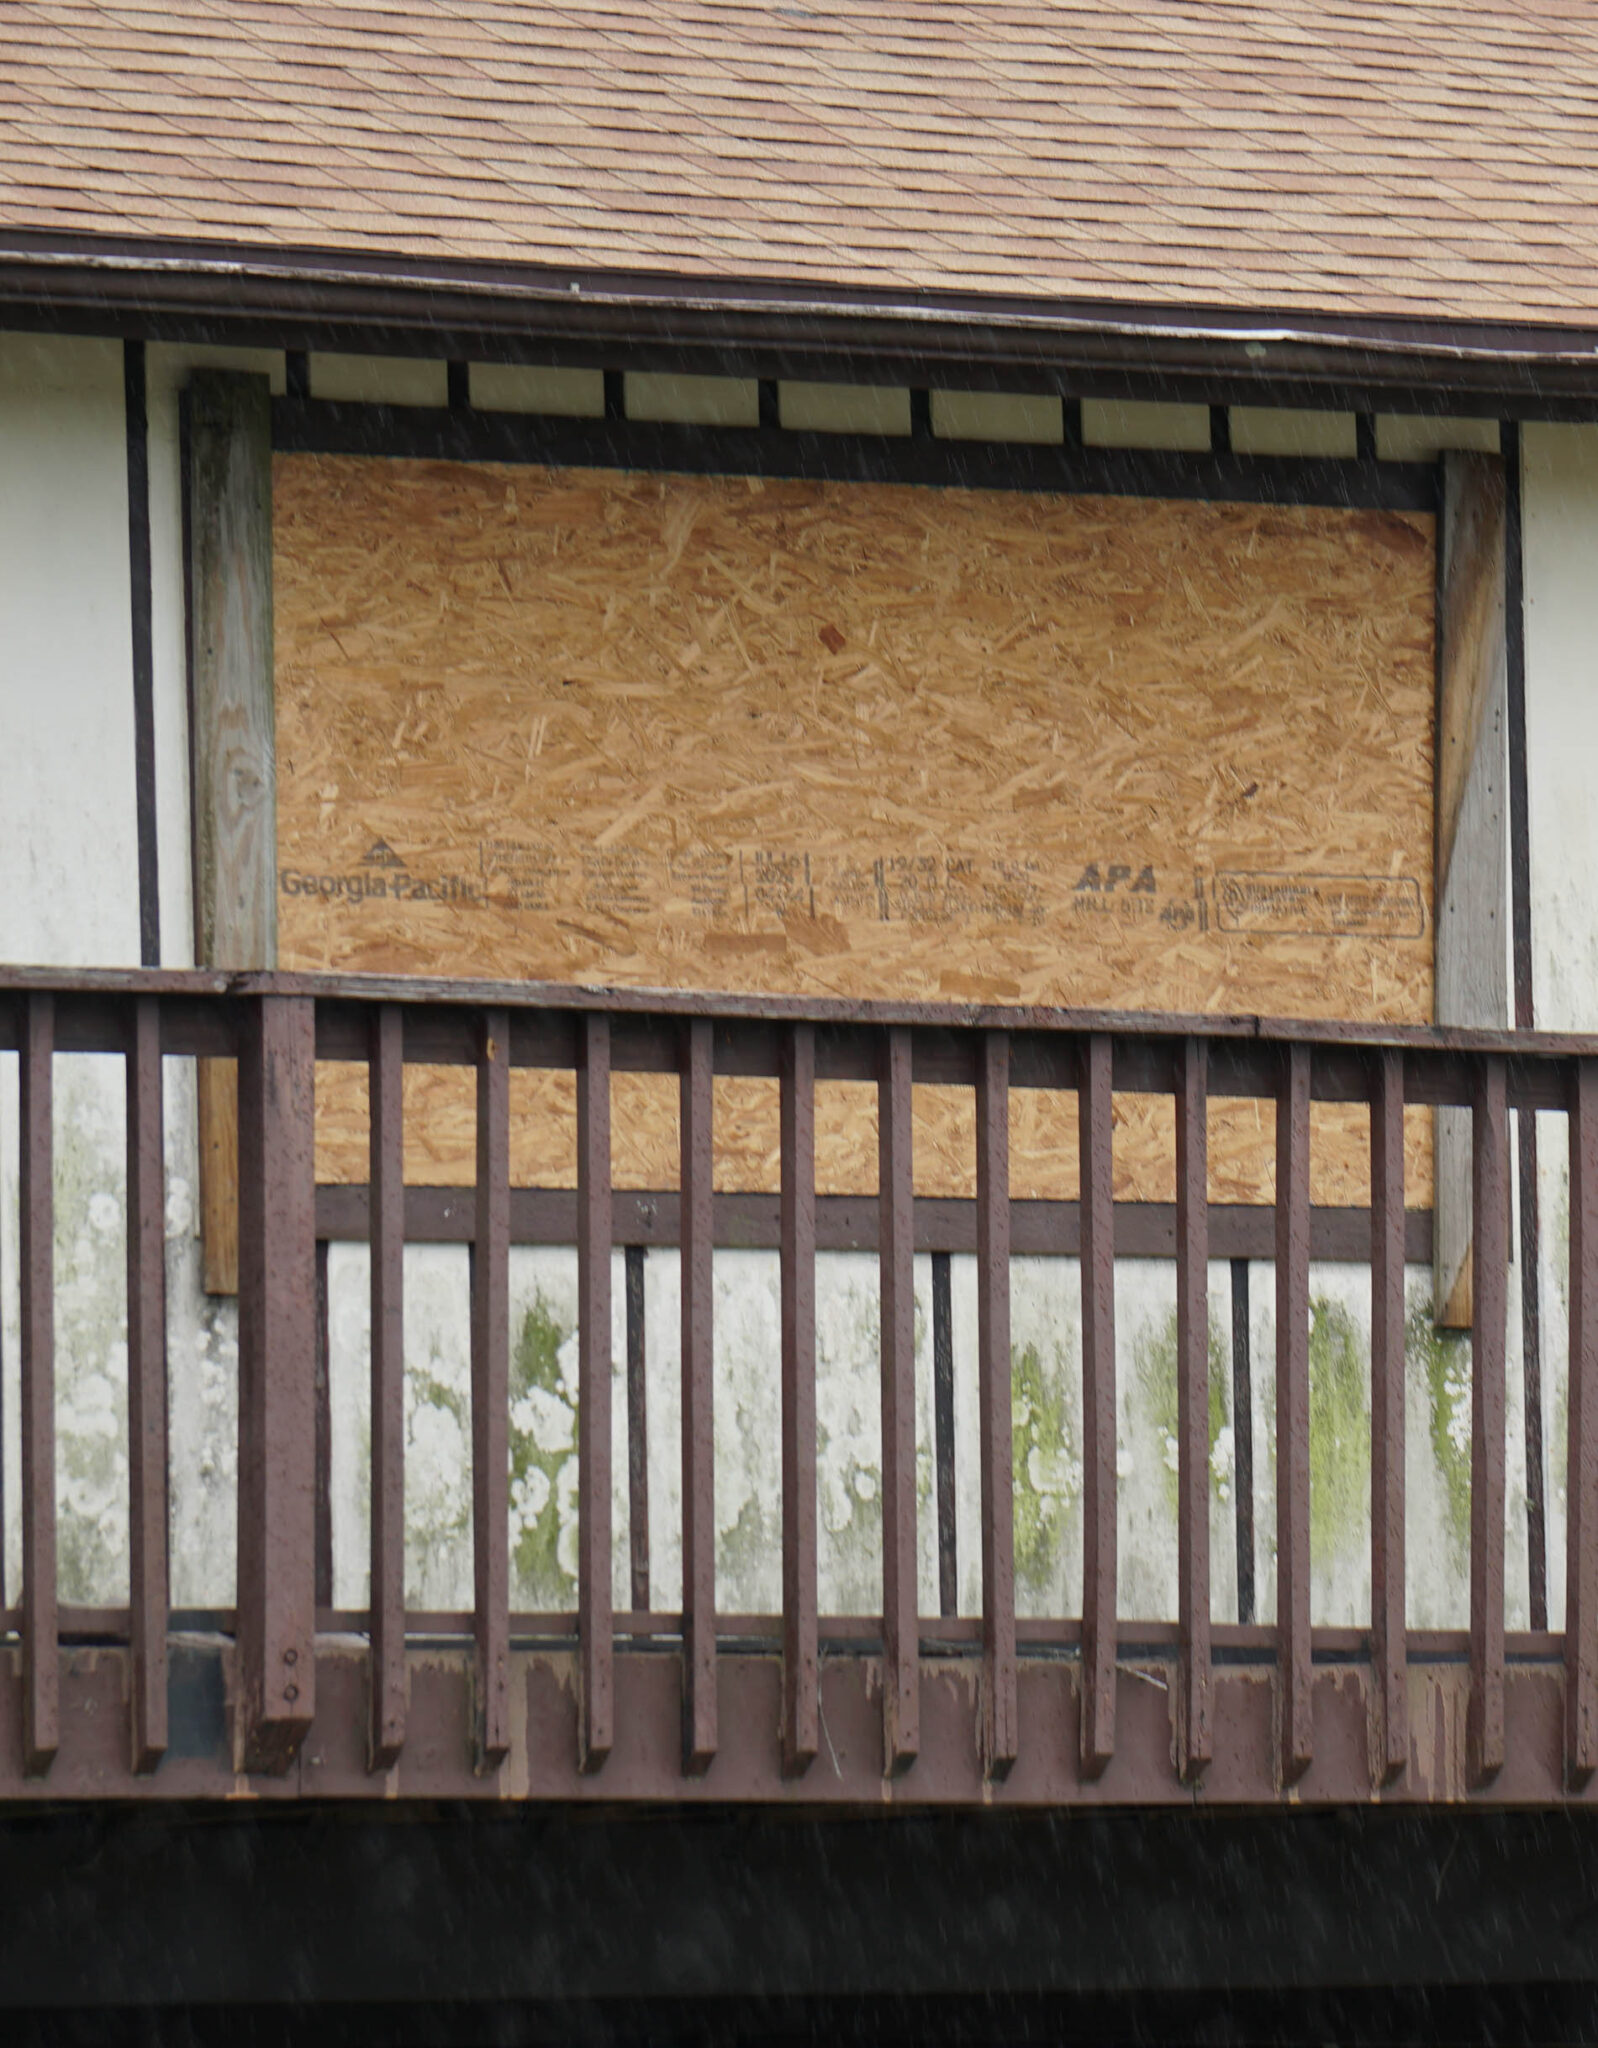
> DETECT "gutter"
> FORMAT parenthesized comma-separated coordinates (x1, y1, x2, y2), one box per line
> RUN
(5, 227, 1598, 414)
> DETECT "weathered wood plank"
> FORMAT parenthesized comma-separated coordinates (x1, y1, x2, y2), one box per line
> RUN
(186, 370, 276, 1298)
(1434, 452, 1508, 1328)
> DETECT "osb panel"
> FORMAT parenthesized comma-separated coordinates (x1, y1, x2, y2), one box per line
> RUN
(276, 457, 1436, 1204)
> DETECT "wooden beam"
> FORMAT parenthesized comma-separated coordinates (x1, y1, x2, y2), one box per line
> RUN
(1434, 452, 1509, 1327)
(185, 370, 276, 1296)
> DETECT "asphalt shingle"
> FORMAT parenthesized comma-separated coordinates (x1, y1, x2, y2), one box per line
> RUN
(1, 0, 1596, 324)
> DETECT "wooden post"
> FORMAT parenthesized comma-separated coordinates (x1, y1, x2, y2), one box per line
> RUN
(235, 994, 317, 1774)
(1433, 453, 1509, 1327)
(186, 369, 276, 1295)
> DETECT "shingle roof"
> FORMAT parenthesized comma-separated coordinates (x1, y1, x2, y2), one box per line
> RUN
(2, 0, 1597, 327)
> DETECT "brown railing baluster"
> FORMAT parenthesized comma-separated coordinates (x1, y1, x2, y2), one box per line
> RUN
(126, 995, 168, 1774)
(1176, 1035, 1211, 1781)
(368, 1005, 406, 1769)
(976, 1030, 1018, 1778)
(471, 1007, 510, 1771)
(1369, 1048, 1407, 1784)
(780, 1021, 818, 1776)
(236, 994, 317, 1773)
(578, 1012, 614, 1772)
(314, 1243, 333, 1610)
(880, 1024, 919, 1774)
(1469, 1054, 1509, 1787)
(681, 1016, 717, 1773)
(1567, 1059, 1598, 1784)
(1079, 1032, 1117, 1777)
(1277, 1041, 1313, 1784)
(932, 1252, 957, 1620)
(625, 1244, 650, 1613)
(19, 992, 57, 1776)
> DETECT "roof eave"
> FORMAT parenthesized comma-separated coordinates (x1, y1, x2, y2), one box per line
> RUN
(6, 229, 1598, 417)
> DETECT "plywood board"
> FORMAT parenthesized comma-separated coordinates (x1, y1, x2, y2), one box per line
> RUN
(274, 457, 1436, 1204)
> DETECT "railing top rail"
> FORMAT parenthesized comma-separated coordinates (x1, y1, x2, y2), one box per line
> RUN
(3, 962, 1598, 1062)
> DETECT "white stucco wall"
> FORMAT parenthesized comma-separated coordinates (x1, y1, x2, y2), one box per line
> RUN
(1513, 422, 1598, 1630)
(0, 334, 241, 1610)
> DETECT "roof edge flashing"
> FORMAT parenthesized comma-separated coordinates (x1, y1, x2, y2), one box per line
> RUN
(4, 229, 1598, 406)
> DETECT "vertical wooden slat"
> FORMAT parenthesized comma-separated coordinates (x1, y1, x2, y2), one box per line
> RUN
(975, 1030, 1017, 1779)
(1175, 1036, 1211, 1782)
(1276, 1041, 1314, 1785)
(197, 1060, 240, 1297)
(19, 993, 58, 1777)
(1079, 1032, 1117, 1777)
(186, 369, 276, 1301)
(313, 1240, 333, 1610)
(879, 1024, 919, 1774)
(932, 1252, 957, 1620)
(126, 996, 168, 1774)
(236, 994, 316, 1775)
(1229, 1259, 1256, 1626)
(1469, 1054, 1509, 1787)
(577, 1013, 614, 1772)
(1567, 1059, 1598, 1784)
(471, 1008, 510, 1771)
(367, 1005, 406, 1770)
(125, 337, 161, 968)
(1369, 1048, 1408, 1784)
(780, 1022, 818, 1777)
(625, 1244, 650, 1613)
(680, 1017, 717, 1774)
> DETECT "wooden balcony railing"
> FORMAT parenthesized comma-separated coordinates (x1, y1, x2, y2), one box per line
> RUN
(0, 965, 1594, 1806)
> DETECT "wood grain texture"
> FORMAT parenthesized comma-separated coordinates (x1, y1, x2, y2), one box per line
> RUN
(275, 458, 1435, 1202)
(189, 371, 277, 1297)
(196, 1058, 239, 1295)
(1433, 452, 1509, 1326)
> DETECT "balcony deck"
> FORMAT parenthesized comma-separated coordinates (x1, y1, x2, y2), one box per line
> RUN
(0, 965, 1594, 1808)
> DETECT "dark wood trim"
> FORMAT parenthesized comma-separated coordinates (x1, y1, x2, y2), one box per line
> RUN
(15, 962, 1598, 1062)
(5, 1634, 1598, 1809)
(270, 395, 1438, 510)
(14, 226, 1598, 422)
(123, 338, 160, 968)
(312, 1182, 1434, 1263)
(1229, 1257, 1255, 1626)
(1505, 421, 1535, 1032)
(313, 1239, 333, 1611)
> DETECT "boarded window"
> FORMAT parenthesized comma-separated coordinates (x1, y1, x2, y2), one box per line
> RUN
(273, 457, 1435, 1203)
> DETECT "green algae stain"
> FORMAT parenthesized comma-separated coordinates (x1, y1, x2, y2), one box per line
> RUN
(1307, 1297, 1370, 1561)
(1133, 1307, 1229, 1514)
(1011, 1336, 1079, 1600)
(1408, 1299, 1471, 1551)
(717, 1492, 775, 1601)
(507, 1289, 578, 1607)
(52, 1069, 133, 1605)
